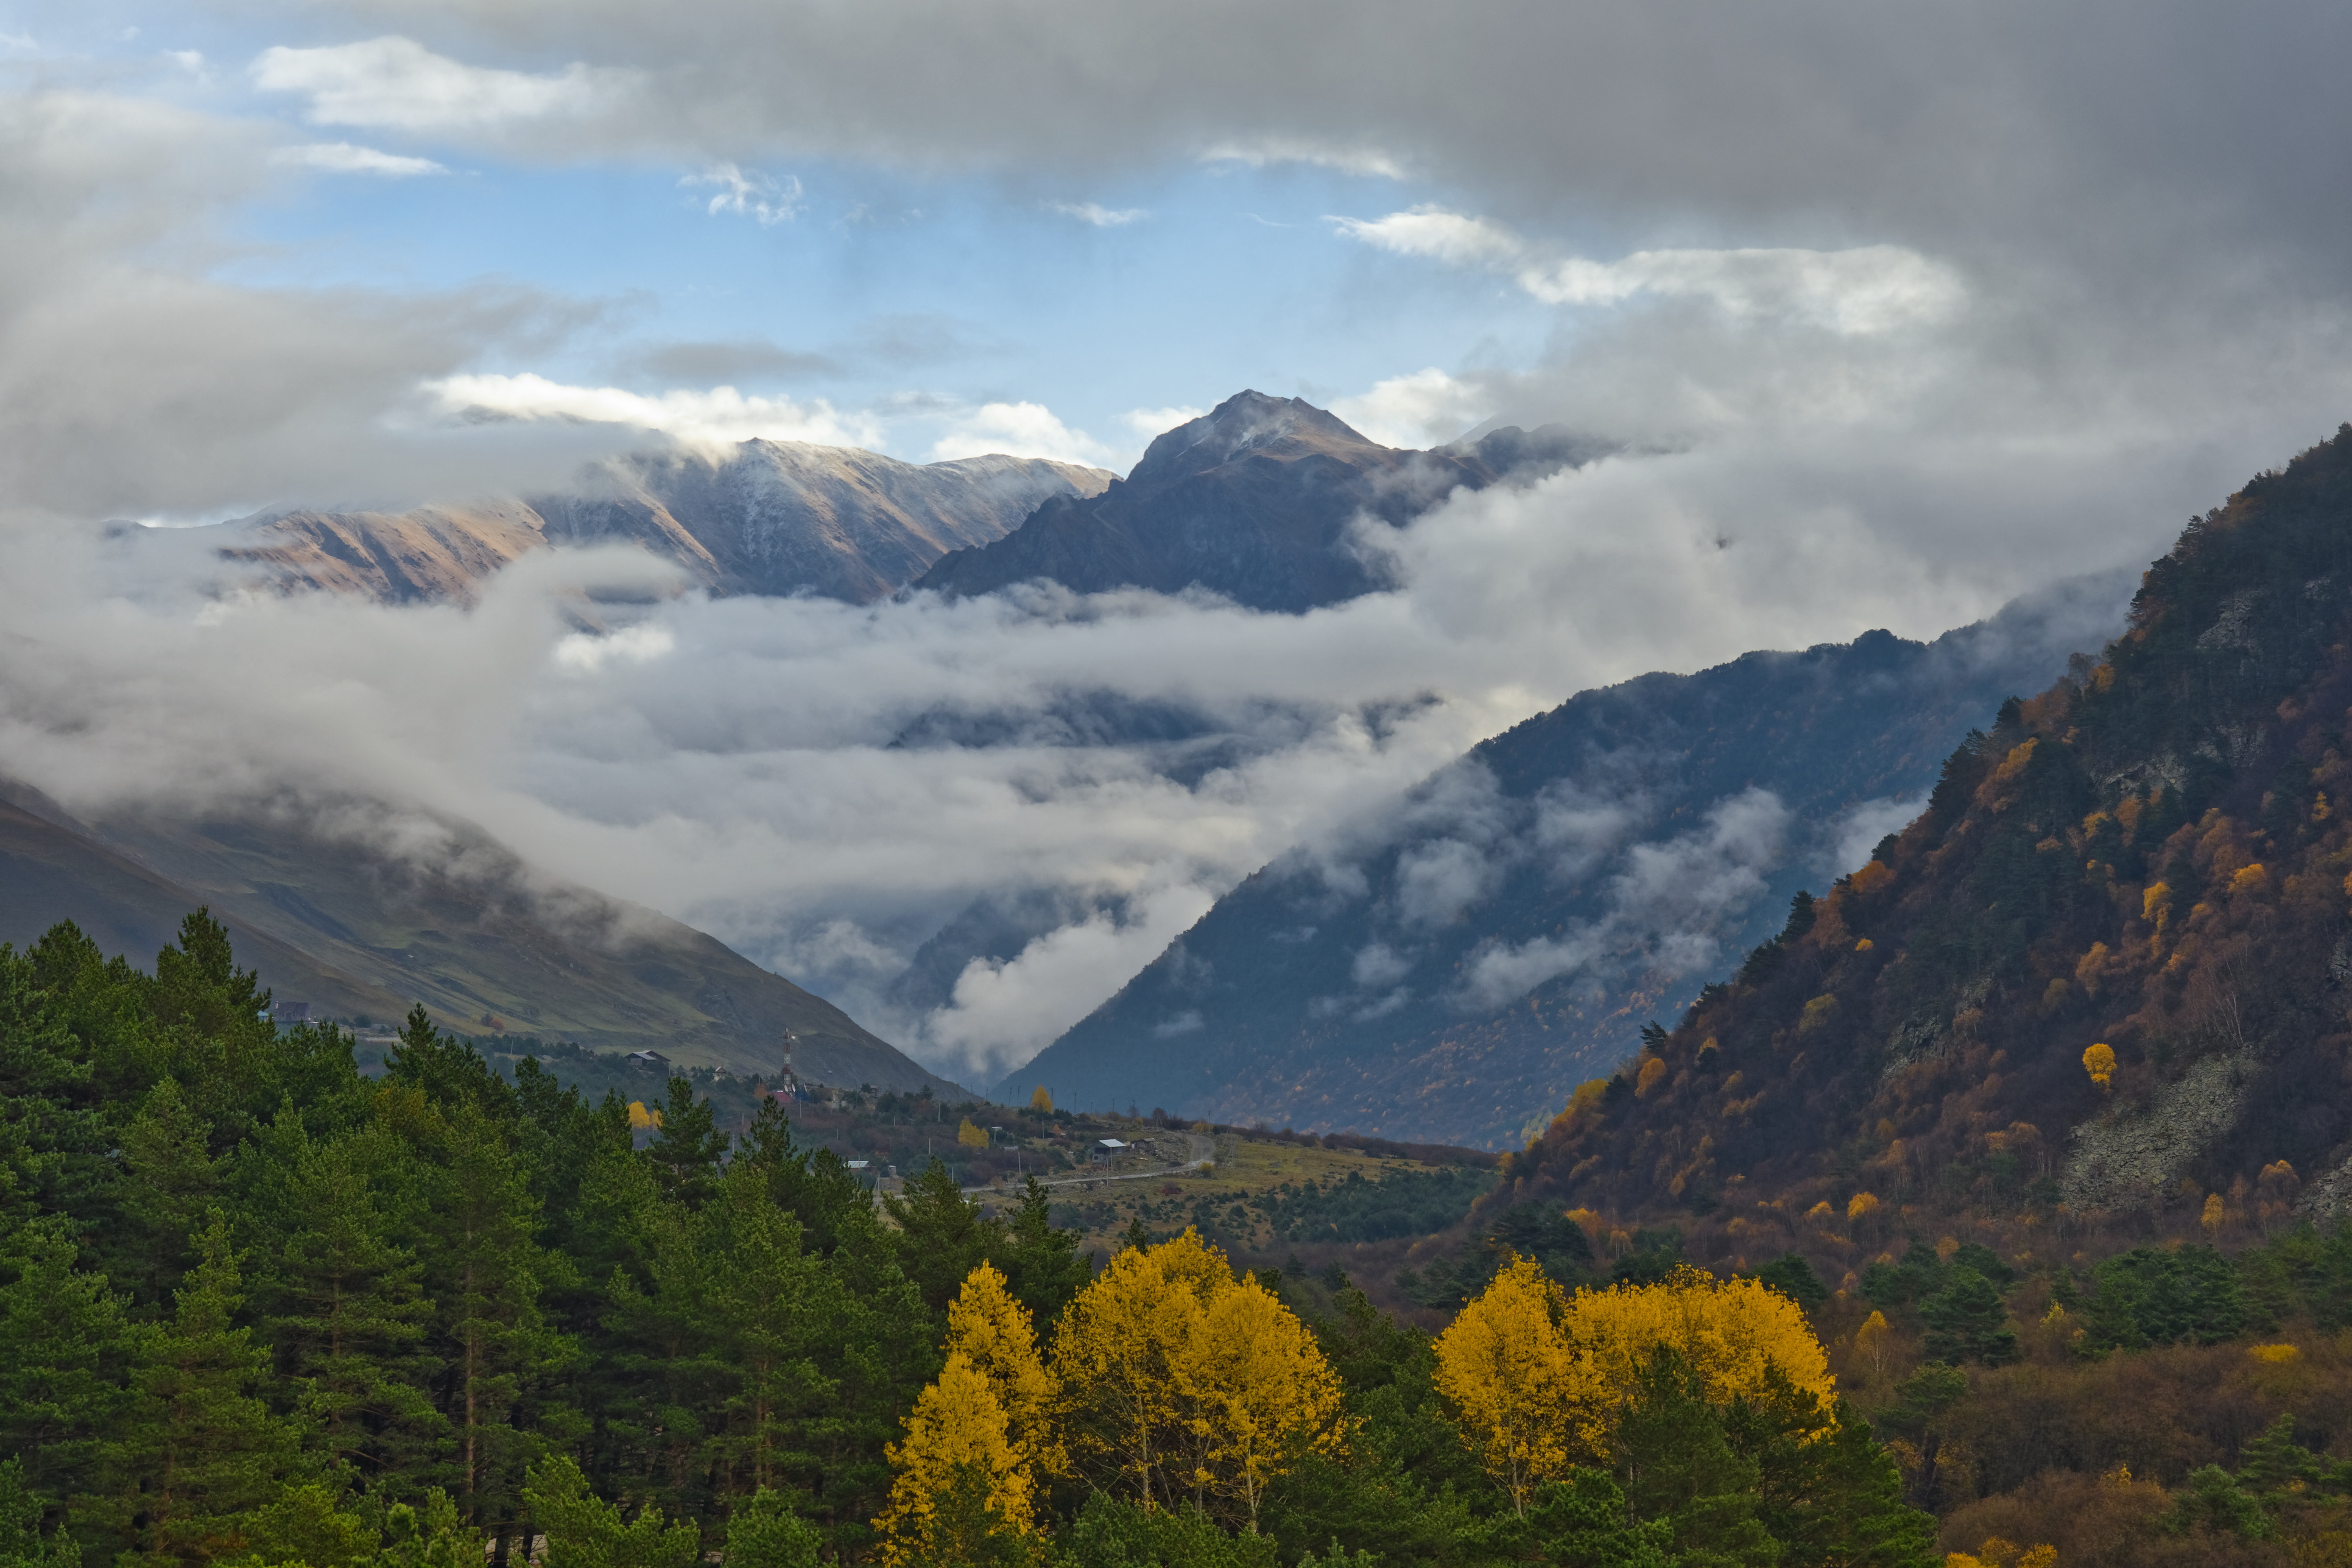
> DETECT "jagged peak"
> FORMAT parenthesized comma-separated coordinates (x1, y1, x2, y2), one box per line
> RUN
(1126, 390, 1381, 486)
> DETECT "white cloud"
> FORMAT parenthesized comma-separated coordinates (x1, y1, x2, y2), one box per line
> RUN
(250, 37, 633, 134)
(423, 372, 881, 449)
(1331, 367, 1487, 449)
(1203, 137, 1406, 180)
(928, 884, 1213, 1074)
(684, 163, 802, 224)
(1459, 787, 1790, 1009)
(929, 401, 1110, 465)
(552, 622, 677, 675)
(271, 141, 448, 177)
(1049, 200, 1146, 227)
(1350, 941, 1412, 990)
(1826, 792, 1927, 877)
(1333, 206, 1966, 336)
(1123, 406, 1205, 439)
(1331, 208, 1523, 269)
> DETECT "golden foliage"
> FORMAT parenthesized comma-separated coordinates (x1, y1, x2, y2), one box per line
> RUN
(1798, 994, 1841, 1033)
(1559, 1266, 1834, 1454)
(1945, 1542, 2057, 1568)
(1029, 1085, 1054, 1113)
(1855, 1310, 1891, 1379)
(1431, 1254, 1584, 1515)
(1850, 860, 1895, 896)
(1179, 1273, 1347, 1527)
(1635, 1057, 1668, 1098)
(2201, 1194, 2226, 1235)
(626, 1101, 661, 1131)
(2081, 1042, 2116, 1090)
(2141, 882, 2171, 924)
(1805, 1201, 1835, 1225)
(2230, 862, 2269, 894)
(957, 1117, 990, 1148)
(1856, 938, 1875, 951)
(946, 1263, 1056, 1464)
(1049, 1229, 1341, 1527)
(2249, 1343, 2300, 1365)
(1847, 1192, 1881, 1222)
(875, 1352, 1035, 1566)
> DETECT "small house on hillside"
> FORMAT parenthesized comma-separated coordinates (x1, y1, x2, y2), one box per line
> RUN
(1092, 1138, 1127, 1164)
(625, 1050, 669, 1071)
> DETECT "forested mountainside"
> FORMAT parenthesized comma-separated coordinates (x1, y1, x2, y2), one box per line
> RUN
(1005, 574, 2130, 1146)
(0, 781, 954, 1093)
(188, 443, 1110, 606)
(914, 391, 1602, 611)
(1500, 422, 2352, 1243)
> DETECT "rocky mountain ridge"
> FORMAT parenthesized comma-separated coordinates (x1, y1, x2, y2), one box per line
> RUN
(193, 441, 1111, 605)
(914, 390, 1606, 611)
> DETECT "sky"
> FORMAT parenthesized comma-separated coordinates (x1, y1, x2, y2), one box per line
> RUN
(4, 0, 2352, 1088)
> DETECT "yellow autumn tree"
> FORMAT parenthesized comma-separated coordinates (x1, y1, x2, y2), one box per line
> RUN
(2082, 1042, 2116, 1090)
(874, 1353, 1035, 1566)
(1049, 1229, 1341, 1528)
(1030, 1085, 1054, 1113)
(958, 1117, 990, 1148)
(1854, 1310, 1892, 1380)
(946, 1262, 1057, 1471)
(1430, 1254, 1588, 1514)
(1558, 1266, 1834, 1457)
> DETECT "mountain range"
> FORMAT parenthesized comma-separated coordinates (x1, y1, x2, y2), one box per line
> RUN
(915, 391, 1606, 611)
(182, 442, 1113, 605)
(0, 778, 961, 1095)
(999, 574, 2133, 1146)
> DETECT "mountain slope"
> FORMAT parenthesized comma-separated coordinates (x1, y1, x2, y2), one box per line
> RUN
(202, 441, 1111, 605)
(998, 575, 2131, 1145)
(0, 782, 961, 1094)
(914, 391, 1602, 611)
(1502, 422, 2352, 1243)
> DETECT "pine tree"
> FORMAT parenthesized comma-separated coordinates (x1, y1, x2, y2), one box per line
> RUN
(720, 1490, 819, 1568)
(702, 1161, 837, 1496)
(0, 944, 104, 1230)
(111, 1216, 307, 1568)
(1919, 1268, 2019, 1366)
(884, 1164, 1002, 1319)
(1611, 1354, 1778, 1568)
(524, 1456, 700, 1568)
(0, 1457, 84, 1568)
(420, 1106, 569, 1527)
(0, 1225, 134, 1507)
(108, 1081, 223, 1316)
(996, 1179, 1092, 1332)
(255, 1122, 445, 1483)
(644, 1078, 728, 1209)
(1523, 1471, 1678, 1567)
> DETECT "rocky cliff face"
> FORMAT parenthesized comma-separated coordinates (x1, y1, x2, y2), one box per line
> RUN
(996, 574, 2132, 1145)
(208, 441, 1112, 605)
(914, 390, 1604, 611)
